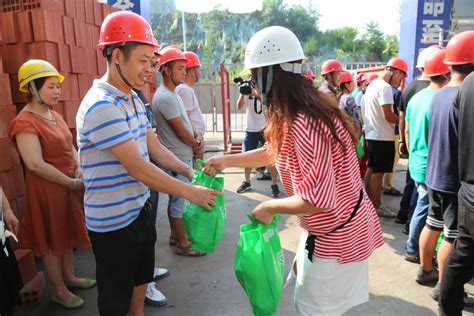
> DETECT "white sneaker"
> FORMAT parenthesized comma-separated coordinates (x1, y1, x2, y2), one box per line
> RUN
(376, 205, 397, 218)
(153, 267, 169, 280)
(145, 282, 167, 306)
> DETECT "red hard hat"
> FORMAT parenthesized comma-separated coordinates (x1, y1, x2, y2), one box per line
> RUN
(424, 49, 450, 77)
(386, 57, 408, 77)
(341, 71, 353, 83)
(152, 37, 160, 55)
(365, 73, 379, 85)
(184, 51, 201, 68)
(97, 11, 157, 50)
(304, 68, 315, 80)
(158, 45, 187, 71)
(444, 31, 474, 65)
(321, 59, 343, 76)
(356, 73, 365, 84)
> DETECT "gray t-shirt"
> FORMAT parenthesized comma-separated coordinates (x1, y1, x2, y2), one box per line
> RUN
(152, 84, 194, 162)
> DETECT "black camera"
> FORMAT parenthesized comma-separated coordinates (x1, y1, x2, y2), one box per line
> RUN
(233, 77, 254, 95)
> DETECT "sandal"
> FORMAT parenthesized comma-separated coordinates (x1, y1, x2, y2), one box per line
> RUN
(65, 278, 96, 290)
(383, 188, 403, 196)
(175, 245, 206, 257)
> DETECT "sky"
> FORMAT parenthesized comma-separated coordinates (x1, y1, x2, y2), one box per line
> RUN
(178, 0, 402, 35)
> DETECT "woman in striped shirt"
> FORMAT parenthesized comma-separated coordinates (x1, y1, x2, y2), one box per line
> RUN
(205, 26, 384, 315)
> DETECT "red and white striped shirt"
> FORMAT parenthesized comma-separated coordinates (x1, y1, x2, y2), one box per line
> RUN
(275, 112, 384, 264)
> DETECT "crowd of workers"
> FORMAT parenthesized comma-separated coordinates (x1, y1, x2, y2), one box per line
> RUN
(0, 9, 473, 316)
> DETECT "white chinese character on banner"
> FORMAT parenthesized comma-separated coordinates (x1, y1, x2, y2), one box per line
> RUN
(423, 1, 445, 17)
(112, 0, 135, 11)
(421, 19, 444, 43)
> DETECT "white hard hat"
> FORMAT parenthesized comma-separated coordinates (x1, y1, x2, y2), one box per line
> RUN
(244, 26, 306, 73)
(416, 45, 443, 69)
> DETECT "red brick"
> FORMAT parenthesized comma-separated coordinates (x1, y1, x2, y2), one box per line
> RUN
(96, 50, 106, 76)
(64, 0, 76, 18)
(63, 100, 80, 128)
(59, 73, 79, 100)
(0, 138, 13, 172)
(84, 0, 94, 24)
(69, 45, 87, 74)
(85, 48, 97, 74)
(101, 3, 111, 19)
(17, 11, 33, 43)
(2, 43, 28, 74)
(21, 0, 65, 13)
(0, 105, 16, 138)
(0, 1, 21, 13)
(0, 18, 3, 42)
(1, 12, 19, 44)
(15, 249, 37, 285)
(93, 0, 103, 26)
(26, 42, 59, 69)
(19, 271, 45, 306)
(78, 74, 92, 99)
(0, 74, 12, 105)
(57, 43, 72, 73)
(73, 20, 87, 48)
(0, 56, 3, 73)
(75, 0, 86, 22)
(8, 165, 25, 198)
(9, 73, 28, 104)
(62, 16, 75, 46)
(31, 9, 64, 43)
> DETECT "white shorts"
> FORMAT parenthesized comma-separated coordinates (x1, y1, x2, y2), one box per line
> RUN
(294, 232, 369, 316)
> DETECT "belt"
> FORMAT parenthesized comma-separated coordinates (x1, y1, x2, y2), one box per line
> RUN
(305, 189, 364, 262)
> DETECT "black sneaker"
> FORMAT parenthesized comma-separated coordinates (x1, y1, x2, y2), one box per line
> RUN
(257, 174, 272, 181)
(236, 181, 251, 193)
(429, 283, 440, 301)
(271, 184, 281, 198)
(415, 267, 438, 285)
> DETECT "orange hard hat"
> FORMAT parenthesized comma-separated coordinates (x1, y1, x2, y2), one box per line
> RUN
(321, 59, 343, 76)
(356, 73, 365, 84)
(365, 73, 379, 85)
(444, 31, 474, 65)
(304, 68, 315, 80)
(158, 45, 187, 71)
(184, 51, 201, 68)
(386, 57, 408, 77)
(424, 49, 450, 77)
(341, 71, 353, 83)
(97, 11, 157, 50)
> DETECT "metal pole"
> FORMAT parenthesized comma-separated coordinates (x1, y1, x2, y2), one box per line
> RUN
(181, 0, 187, 51)
(439, 28, 444, 46)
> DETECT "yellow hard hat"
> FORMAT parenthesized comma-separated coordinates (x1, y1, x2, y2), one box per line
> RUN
(18, 59, 64, 93)
(239, 69, 251, 77)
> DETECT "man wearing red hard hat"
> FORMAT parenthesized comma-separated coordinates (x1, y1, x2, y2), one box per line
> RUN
(76, 12, 220, 315)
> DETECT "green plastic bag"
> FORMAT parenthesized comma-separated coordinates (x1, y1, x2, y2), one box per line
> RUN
(235, 215, 285, 316)
(436, 231, 444, 252)
(356, 134, 365, 158)
(183, 167, 226, 253)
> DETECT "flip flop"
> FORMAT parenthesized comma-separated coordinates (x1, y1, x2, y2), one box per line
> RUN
(383, 188, 403, 196)
(65, 278, 96, 290)
(175, 245, 206, 257)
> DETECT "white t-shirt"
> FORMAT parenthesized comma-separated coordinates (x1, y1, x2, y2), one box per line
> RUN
(176, 84, 206, 137)
(243, 96, 266, 132)
(361, 78, 395, 141)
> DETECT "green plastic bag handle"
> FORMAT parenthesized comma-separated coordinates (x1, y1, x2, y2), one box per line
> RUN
(246, 214, 281, 225)
(196, 159, 224, 174)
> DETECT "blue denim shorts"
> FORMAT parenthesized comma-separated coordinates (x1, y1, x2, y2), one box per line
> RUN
(164, 160, 192, 218)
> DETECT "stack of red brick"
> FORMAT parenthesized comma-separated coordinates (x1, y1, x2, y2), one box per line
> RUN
(0, 0, 122, 307)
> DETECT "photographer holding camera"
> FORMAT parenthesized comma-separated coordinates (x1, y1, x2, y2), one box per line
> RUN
(235, 76, 280, 198)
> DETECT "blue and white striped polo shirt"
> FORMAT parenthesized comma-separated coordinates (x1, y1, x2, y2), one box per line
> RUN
(76, 79, 151, 233)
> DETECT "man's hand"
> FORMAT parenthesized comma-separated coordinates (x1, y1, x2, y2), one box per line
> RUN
(186, 186, 222, 210)
(398, 142, 408, 156)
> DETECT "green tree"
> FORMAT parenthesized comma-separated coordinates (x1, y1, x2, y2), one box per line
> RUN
(362, 21, 385, 61)
(383, 34, 399, 61)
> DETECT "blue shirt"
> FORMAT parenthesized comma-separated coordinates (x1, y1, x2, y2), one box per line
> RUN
(425, 86, 460, 194)
(76, 79, 151, 232)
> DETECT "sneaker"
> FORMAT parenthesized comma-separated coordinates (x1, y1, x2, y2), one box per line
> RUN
(404, 252, 420, 264)
(271, 184, 281, 198)
(415, 267, 438, 285)
(464, 292, 474, 306)
(429, 283, 440, 301)
(145, 283, 167, 306)
(153, 267, 169, 280)
(257, 174, 272, 181)
(256, 167, 266, 175)
(236, 181, 251, 193)
(376, 205, 397, 218)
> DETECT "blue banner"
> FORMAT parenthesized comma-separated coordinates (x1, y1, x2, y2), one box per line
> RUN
(107, 0, 150, 23)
